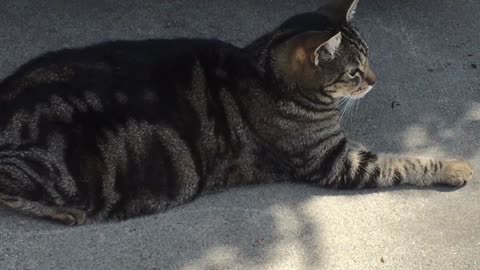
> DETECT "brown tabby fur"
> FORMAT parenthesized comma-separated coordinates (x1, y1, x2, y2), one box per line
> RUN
(0, 0, 473, 225)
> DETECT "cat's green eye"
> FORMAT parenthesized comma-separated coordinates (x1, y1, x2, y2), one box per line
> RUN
(348, 69, 360, 77)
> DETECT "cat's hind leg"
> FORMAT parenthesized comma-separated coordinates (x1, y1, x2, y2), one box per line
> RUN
(0, 147, 87, 225)
(0, 193, 87, 225)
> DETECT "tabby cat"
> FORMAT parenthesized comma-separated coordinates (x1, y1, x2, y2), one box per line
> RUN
(0, 0, 473, 225)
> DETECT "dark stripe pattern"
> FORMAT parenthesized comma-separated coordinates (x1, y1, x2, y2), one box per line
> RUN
(0, 8, 467, 225)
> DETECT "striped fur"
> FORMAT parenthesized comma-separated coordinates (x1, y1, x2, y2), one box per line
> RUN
(0, 0, 473, 225)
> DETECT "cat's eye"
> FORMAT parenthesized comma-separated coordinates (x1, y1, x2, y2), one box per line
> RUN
(348, 69, 360, 78)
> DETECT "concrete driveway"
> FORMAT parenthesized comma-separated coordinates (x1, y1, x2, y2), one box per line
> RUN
(0, 0, 479, 269)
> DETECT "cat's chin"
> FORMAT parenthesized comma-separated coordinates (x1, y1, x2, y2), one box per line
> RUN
(349, 85, 374, 99)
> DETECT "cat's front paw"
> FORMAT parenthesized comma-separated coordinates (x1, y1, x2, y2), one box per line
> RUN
(443, 160, 474, 187)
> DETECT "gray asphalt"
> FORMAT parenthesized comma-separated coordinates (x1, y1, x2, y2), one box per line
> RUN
(1, 0, 479, 269)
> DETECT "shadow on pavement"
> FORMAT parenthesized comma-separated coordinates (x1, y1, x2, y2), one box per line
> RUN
(0, 0, 479, 269)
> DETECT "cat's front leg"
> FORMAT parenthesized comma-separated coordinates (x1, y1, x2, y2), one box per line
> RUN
(330, 150, 474, 189)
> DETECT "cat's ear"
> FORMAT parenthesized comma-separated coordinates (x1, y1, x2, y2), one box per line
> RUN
(318, 0, 359, 23)
(277, 31, 342, 71)
(313, 32, 342, 64)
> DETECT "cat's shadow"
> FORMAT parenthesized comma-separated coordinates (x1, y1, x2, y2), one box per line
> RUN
(0, 182, 467, 269)
(314, 183, 465, 197)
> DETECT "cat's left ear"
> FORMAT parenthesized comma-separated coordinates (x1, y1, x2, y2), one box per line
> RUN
(280, 31, 342, 68)
(319, 0, 359, 23)
(276, 31, 342, 74)
(313, 32, 342, 64)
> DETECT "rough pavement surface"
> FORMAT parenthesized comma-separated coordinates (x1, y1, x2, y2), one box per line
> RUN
(0, 0, 479, 269)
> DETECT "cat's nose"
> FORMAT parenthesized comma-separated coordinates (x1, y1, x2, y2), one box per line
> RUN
(365, 66, 377, 86)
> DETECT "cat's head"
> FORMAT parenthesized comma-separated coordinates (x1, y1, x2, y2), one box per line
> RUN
(254, 0, 376, 100)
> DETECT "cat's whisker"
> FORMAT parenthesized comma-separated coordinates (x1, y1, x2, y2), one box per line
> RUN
(340, 100, 348, 121)
(338, 97, 348, 106)
(346, 98, 354, 123)
(347, 98, 355, 123)
(343, 97, 360, 124)
(339, 97, 355, 123)
(353, 99, 361, 122)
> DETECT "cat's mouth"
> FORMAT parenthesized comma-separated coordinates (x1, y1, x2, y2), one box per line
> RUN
(350, 85, 374, 99)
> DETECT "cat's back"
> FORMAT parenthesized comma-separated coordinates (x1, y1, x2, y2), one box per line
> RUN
(0, 37, 259, 153)
(0, 38, 241, 104)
